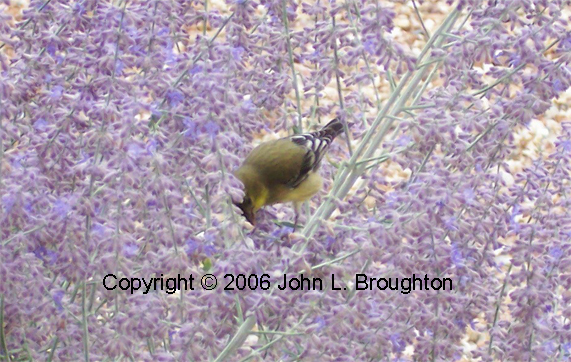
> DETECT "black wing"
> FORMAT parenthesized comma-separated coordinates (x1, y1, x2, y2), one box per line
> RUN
(286, 118, 343, 188)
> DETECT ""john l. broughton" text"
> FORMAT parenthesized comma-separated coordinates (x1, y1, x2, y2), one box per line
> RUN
(278, 273, 452, 294)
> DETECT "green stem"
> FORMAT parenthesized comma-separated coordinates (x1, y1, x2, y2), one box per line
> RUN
(301, 8, 461, 240)
(0, 295, 10, 362)
(81, 282, 90, 362)
(213, 316, 256, 362)
(331, 16, 353, 155)
(282, 0, 303, 132)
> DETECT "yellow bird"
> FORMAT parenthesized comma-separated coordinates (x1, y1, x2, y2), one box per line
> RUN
(234, 118, 344, 226)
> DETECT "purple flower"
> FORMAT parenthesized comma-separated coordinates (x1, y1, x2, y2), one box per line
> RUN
(91, 223, 107, 237)
(127, 143, 144, 157)
(76, 150, 91, 165)
(190, 65, 203, 75)
(386, 192, 398, 207)
(203, 244, 216, 256)
(241, 98, 255, 113)
(463, 188, 475, 203)
(123, 243, 139, 257)
(73, 2, 85, 14)
(271, 226, 293, 238)
(508, 53, 521, 67)
(115, 59, 125, 75)
(2, 195, 15, 213)
(510, 204, 521, 232)
(53, 199, 70, 218)
(363, 39, 376, 55)
(560, 33, 571, 50)
(203, 121, 219, 138)
(147, 199, 157, 208)
(558, 140, 571, 153)
(33, 118, 48, 132)
(231, 46, 245, 62)
(52, 290, 65, 311)
(313, 316, 326, 332)
(50, 85, 63, 100)
(549, 247, 562, 260)
(166, 90, 184, 107)
(146, 139, 158, 154)
(324, 236, 335, 249)
(183, 118, 197, 139)
(186, 238, 199, 255)
(396, 135, 412, 147)
(451, 243, 464, 266)
(34, 246, 58, 265)
(552, 79, 564, 92)
(444, 217, 459, 231)
(389, 333, 406, 354)
(46, 42, 57, 56)
(164, 40, 177, 65)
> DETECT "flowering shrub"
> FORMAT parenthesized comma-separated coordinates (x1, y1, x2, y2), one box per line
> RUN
(1, 0, 570, 360)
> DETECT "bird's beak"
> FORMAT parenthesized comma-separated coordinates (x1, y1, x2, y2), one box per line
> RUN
(244, 210, 256, 226)
(235, 201, 256, 226)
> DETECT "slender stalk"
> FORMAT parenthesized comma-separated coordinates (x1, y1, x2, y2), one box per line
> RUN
(162, 191, 179, 254)
(345, 0, 382, 110)
(212, 315, 256, 362)
(2, 224, 47, 246)
(302, 8, 461, 239)
(7, 0, 53, 34)
(411, 0, 430, 40)
(46, 337, 59, 362)
(81, 282, 90, 362)
(488, 264, 512, 355)
(151, 8, 239, 127)
(406, 144, 434, 187)
(237, 314, 308, 362)
(331, 16, 353, 155)
(308, 248, 361, 271)
(253, 331, 304, 336)
(203, 0, 208, 36)
(282, 0, 303, 132)
(0, 295, 10, 362)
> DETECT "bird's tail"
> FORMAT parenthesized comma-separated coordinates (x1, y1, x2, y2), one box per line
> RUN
(287, 118, 344, 179)
(314, 118, 344, 142)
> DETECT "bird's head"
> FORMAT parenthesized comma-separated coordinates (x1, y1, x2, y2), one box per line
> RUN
(234, 164, 268, 226)
(235, 195, 256, 225)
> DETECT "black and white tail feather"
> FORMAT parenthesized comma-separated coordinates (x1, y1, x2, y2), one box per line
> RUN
(286, 118, 344, 188)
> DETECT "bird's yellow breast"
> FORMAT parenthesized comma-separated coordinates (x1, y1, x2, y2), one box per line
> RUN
(269, 171, 323, 204)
